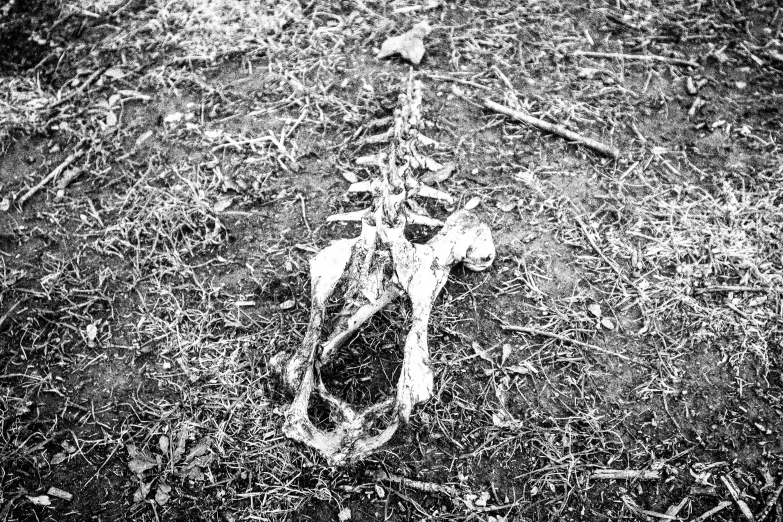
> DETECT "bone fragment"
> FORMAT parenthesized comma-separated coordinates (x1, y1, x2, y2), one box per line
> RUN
(416, 184, 453, 204)
(348, 181, 373, 193)
(327, 208, 372, 222)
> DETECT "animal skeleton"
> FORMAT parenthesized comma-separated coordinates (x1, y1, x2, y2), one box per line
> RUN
(271, 73, 495, 465)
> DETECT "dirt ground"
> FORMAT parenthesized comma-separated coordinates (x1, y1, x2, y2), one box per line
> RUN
(1, 0, 782, 520)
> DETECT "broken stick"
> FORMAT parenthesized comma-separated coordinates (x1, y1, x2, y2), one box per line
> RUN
(502, 324, 646, 366)
(591, 469, 661, 480)
(17, 142, 87, 206)
(372, 470, 461, 498)
(721, 475, 755, 521)
(665, 497, 690, 518)
(756, 480, 783, 521)
(483, 99, 620, 159)
(692, 501, 732, 522)
(621, 495, 674, 520)
(50, 68, 106, 108)
(0, 300, 23, 330)
(572, 50, 700, 68)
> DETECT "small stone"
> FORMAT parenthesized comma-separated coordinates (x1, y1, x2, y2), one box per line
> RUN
(47, 487, 72, 501)
(85, 324, 98, 347)
(159, 435, 170, 453)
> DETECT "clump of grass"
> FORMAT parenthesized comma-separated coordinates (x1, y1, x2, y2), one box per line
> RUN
(99, 165, 226, 276)
(600, 168, 783, 369)
(122, 275, 313, 517)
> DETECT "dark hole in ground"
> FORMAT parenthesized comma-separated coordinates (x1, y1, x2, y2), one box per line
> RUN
(314, 286, 410, 412)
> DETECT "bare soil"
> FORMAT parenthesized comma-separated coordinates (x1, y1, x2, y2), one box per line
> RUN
(1, 0, 782, 521)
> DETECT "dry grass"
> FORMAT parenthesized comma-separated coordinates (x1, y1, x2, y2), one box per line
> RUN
(1, 0, 783, 521)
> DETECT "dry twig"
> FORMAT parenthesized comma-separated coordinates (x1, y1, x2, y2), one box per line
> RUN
(721, 475, 755, 521)
(692, 501, 732, 522)
(17, 142, 86, 206)
(484, 99, 620, 159)
(502, 324, 646, 366)
(756, 480, 783, 522)
(572, 50, 700, 68)
(665, 497, 689, 517)
(372, 470, 461, 498)
(592, 469, 661, 480)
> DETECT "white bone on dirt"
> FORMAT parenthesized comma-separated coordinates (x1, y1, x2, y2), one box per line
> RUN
(270, 75, 495, 465)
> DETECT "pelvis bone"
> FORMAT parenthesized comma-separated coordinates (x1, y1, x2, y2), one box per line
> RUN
(271, 207, 494, 464)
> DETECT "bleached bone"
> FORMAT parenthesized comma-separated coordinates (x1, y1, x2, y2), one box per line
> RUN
(348, 179, 452, 203)
(326, 208, 372, 222)
(414, 183, 453, 204)
(407, 212, 444, 227)
(270, 209, 493, 464)
(348, 181, 373, 193)
(271, 73, 495, 465)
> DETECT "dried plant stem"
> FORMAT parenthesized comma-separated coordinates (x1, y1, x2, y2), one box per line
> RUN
(424, 72, 491, 91)
(698, 285, 774, 294)
(721, 475, 756, 521)
(83, 442, 122, 487)
(374, 471, 522, 514)
(757, 480, 783, 521)
(571, 210, 634, 285)
(665, 497, 690, 517)
(592, 469, 661, 480)
(0, 300, 23, 330)
(297, 194, 313, 238)
(18, 144, 86, 206)
(50, 68, 105, 108)
(373, 470, 461, 498)
(692, 501, 732, 522)
(572, 50, 700, 68)
(502, 324, 645, 366)
(483, 99, 620, 159)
